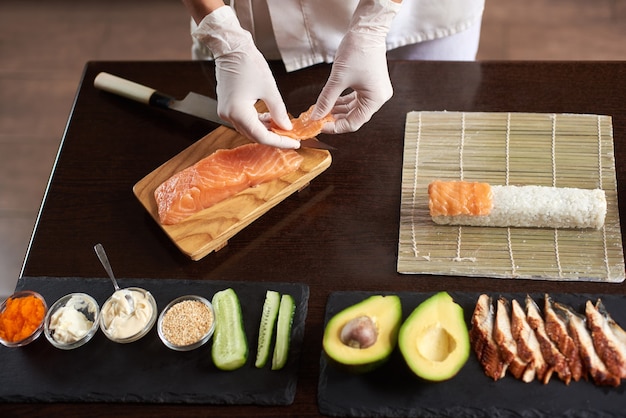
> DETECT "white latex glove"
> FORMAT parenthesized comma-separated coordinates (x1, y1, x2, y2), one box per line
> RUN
(192, 6, 299, 149)
(311, 0, 401, 134)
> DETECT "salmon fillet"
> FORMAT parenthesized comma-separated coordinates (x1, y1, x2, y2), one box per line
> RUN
(428, 180, 493, 217)
(270, 105, 334, 140)
(154, 143, 304, 225)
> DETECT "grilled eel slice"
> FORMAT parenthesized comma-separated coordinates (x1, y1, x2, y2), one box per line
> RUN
(554, 301, 621, 387)
(511, 298, 550, 384)
(494, 297, 534, 382)
(585, 300, 626, 379)
(470, 294, 507, 380)
(526, 295, 572, 384)
(596, 299, 626, 349)
(544, 294, 585, 382)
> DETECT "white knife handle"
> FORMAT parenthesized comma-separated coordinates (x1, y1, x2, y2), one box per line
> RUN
(94, 72, 162, 105)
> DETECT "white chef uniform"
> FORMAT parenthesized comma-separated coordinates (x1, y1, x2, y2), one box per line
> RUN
(191, 0, 485, 72)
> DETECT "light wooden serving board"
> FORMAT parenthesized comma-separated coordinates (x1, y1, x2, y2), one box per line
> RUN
(134, 126, 332, 260)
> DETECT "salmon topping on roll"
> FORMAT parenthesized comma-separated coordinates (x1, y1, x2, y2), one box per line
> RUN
(428, 180, 493, 217)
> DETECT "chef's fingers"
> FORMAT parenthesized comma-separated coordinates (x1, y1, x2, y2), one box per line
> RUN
(332, 91, 357, 107)
(258, 133, 302, 149)
(263, 96, 293, 131)
(231, 106, 300, 149)
(320, 93, 378, 134)
(333, 97, 378, 134)
(328, 92, 358, 118)
(258, 112, 273, 129)
(317, 92, 356, 134)
(311, 72, 346, 121)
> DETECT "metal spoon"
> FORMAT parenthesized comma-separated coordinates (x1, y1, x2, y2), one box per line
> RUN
(94, 243, 135, 314)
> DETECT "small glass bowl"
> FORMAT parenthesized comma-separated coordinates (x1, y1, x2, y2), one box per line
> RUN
(157, 295, 215, 351)
(44, 293, 100, 350)
(99, 287, 157, 344)
(0, 290, 48, 348)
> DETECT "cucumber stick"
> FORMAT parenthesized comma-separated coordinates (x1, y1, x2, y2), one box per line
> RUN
(255, 290, 281, 368)
(271, 294, 296, 370)
(211, 288, 248, 371)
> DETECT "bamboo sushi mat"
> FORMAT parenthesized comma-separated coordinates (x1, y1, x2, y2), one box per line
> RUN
(397, 111, 625, 282)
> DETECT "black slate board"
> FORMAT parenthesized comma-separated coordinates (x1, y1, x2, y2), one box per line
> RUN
(1, 276, 308, 405)
(318, 291, 626, 417)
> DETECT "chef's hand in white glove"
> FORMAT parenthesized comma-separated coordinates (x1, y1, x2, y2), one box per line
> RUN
(311, 0, 401, 134)
(192, 6, 299, 149)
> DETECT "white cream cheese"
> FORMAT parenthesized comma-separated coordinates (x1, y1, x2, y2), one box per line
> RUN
(49, 295, 95, 343)
(101, 289, 153, 340)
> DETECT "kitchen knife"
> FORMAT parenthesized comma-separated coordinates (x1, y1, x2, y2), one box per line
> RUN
(94, 72, 335, 150)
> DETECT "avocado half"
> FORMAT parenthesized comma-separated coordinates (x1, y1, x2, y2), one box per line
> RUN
(398, 291, 470, 381)
(323, 295, 402, 372)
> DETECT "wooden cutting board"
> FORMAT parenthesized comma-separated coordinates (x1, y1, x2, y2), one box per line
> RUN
(133, 125, 332, 260)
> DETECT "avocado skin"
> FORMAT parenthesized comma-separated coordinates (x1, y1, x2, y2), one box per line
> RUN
(323, 295, 402, 373)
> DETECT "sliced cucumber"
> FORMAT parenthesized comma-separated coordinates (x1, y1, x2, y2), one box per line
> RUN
(271, 294, 296, 370)
(255, 290, 281, 368)
(211, 288, 248, 371)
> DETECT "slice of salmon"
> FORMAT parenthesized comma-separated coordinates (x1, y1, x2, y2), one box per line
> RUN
(270, 105, 334, 140)
(154, 143, 304, 225)
(428, 180, 493, 217)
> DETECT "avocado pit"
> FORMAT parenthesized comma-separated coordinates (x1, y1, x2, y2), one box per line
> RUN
(340, 315, 378, 349)
(417, 323, 456, 362)
(322, 295, 402, 372)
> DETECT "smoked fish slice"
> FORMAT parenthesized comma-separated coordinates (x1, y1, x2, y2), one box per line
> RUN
(470, 294, 507, 380)
(511, 299, 550, 384)
(494, 297, 533, 381)
(544, 295, 585, 382)
(596, 299, 626, 348)
(525, 295, 572, 384)
(554, 301, 620, 387)
(585, 300, 626, 378)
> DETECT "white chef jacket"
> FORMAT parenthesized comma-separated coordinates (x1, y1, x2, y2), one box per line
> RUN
(191, 0, 485, 72)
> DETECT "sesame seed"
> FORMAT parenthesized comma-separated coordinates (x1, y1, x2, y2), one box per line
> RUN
(162, 300, 213, 346)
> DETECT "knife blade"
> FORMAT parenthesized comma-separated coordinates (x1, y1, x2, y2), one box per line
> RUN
(93, 72, 334, 150)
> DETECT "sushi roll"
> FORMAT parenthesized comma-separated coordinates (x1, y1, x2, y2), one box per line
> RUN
(428, 180, 607, 229)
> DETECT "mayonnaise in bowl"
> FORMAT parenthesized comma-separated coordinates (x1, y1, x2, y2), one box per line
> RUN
(100, 287, 157, 343)
(44, 292, 100, 350)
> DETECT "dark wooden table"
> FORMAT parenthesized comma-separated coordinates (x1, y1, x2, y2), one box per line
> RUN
(5, 60, 626, 416)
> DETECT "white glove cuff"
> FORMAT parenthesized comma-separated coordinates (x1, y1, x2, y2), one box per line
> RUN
(350, 0, 402, 35)
(192, 6, 254, 59)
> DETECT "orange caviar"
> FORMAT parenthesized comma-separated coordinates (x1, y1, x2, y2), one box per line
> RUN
(0, 294, 46, 342)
